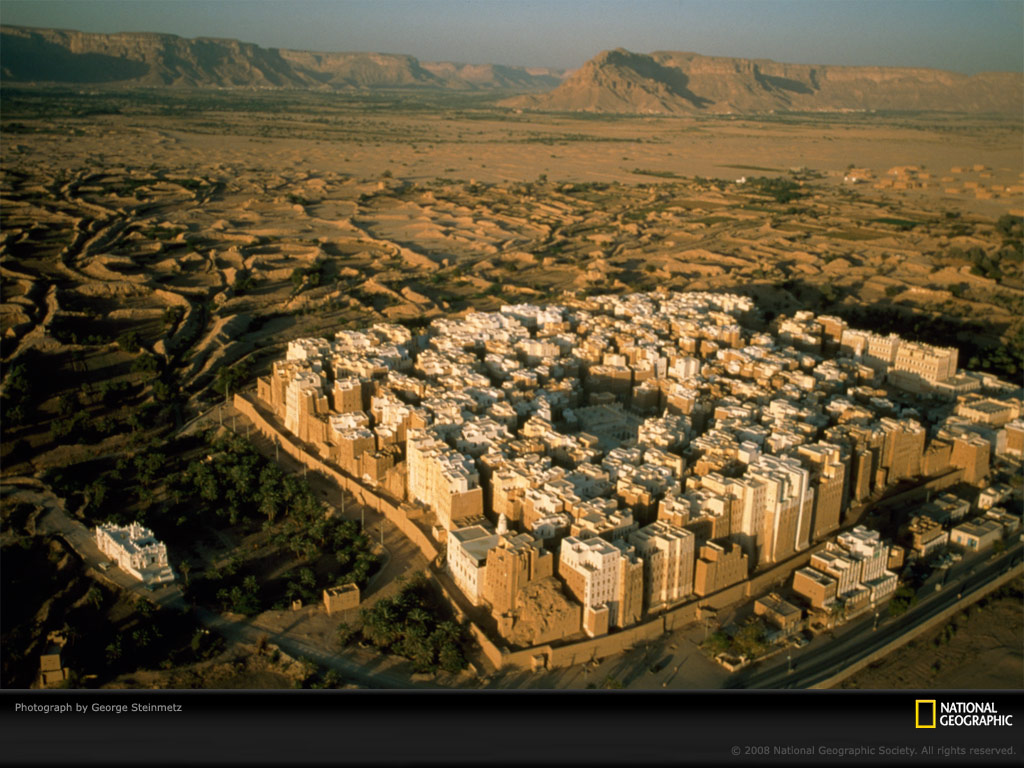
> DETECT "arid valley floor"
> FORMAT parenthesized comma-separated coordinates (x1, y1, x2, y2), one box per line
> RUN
(2, 87, 1022, 689)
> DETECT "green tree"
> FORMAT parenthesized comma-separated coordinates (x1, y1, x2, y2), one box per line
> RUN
(888, 585, 917, 617)
(162, 306, 184, 326)
(322, 669, 343, 688)
(732, 620, 768, 658)
(995, 213, 1023, 241)
(57, 393, 78, 418)
(84, 477, 109, 513)
(131, 353, 160, 377)
(336, 622, 355, 648)
(105, 637, 123, 663)
(86, 586, 104, 610)
(117, 330, 142, 352)
(437, 638, 466, 674)
(299, 568, 316, 591)
(215, 359, 252, 398)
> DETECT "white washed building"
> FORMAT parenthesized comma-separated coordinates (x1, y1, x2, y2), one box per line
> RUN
(95, 522, 175, 585)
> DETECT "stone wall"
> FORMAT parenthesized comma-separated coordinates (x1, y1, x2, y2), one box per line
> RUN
(235, 392, 957, 676)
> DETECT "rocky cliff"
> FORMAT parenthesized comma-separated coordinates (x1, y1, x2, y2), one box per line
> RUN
(4, 26, 1017, 115)
(504, 48, 1022, 115)
(0, 25, 565, 91)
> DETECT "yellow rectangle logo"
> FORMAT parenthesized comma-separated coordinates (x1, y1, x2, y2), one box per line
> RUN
(916, 699, 936, 728)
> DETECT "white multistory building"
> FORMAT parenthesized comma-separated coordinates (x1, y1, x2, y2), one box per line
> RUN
(558, 535, 640, 633)
(835, 525, 898, 603)
(284, 370, 322, 434)
(447, 524, 499, 606)
(747, 454, 811, 565)
(629, 520, 695, 610)
(95, 522, 175, 585)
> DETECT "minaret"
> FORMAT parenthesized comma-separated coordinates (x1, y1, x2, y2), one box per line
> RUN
(497, 513, 508, 536)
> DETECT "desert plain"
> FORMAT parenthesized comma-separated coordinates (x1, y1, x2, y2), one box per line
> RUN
(2, 86, 1022, 689)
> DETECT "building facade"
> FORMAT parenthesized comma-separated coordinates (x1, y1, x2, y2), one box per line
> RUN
(95, 522, 174, 585)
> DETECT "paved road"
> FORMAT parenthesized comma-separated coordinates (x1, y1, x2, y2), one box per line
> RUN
(729, 541, 1024, 689)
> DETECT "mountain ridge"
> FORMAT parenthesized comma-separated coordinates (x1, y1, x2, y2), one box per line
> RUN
(0, 24, 566, 91)
(2, 26, 1020, 115)
(504, 47, 1023, 115)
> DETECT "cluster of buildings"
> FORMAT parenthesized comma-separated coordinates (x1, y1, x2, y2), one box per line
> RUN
(901, 488, 1020, 560)
(938, 165, 1024, 201)
(792, 525, 900, 617)
(844, 164, 1024, 202)
(256, 291, 1021, 645)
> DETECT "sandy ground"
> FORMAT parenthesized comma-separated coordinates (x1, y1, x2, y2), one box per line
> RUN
(4, 102, 1020, 414)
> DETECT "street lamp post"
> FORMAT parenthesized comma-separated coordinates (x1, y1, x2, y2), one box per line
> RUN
(873, 610, 879, 631)
(787, 651, 793, 674)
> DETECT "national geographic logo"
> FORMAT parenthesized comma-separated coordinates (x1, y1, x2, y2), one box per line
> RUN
(916, 699, 1014, 728)
(915, 700, 936, 729)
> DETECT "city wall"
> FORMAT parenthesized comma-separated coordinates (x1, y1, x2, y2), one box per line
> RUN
(473, 537, 839, 672)
(234, 389, 846, 673)
(233, 393, 953, 675)
(233, 394, 438, 562)
(235, 392, 689, 673)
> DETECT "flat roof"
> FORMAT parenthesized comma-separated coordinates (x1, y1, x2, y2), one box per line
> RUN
(953, 519, 1003, 536)
(795, 567, 836, 586)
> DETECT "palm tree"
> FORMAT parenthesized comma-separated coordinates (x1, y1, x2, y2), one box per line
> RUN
(335, 622, 354, 649)
(105, 637, 123, 663)
(86, 586, 104, 610)
(435, 620, 460, 639)
(406, 608, 431, 628)
(178, 559, 191, 588)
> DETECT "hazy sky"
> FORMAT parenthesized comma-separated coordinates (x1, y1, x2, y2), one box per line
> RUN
(2, 0, 1022, 73)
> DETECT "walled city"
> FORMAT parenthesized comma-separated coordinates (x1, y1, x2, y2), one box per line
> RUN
(251, 290, 1022, 656)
